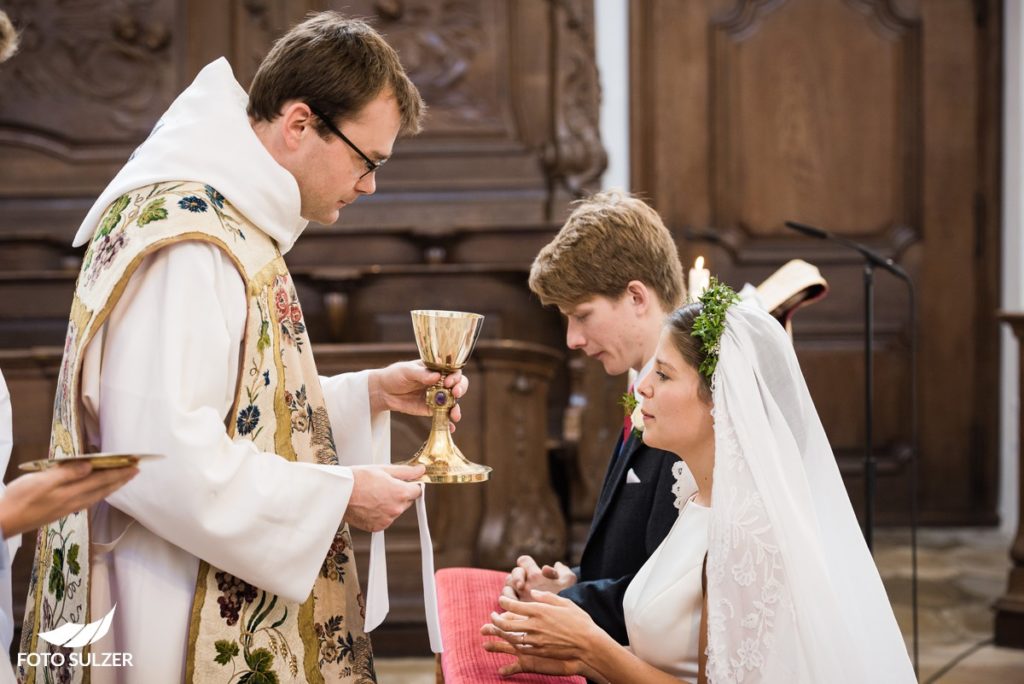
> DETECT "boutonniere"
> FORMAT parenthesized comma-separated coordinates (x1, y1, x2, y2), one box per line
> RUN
(619, 392, 645, 439)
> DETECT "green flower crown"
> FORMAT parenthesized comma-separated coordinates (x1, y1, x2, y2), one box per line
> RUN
(691, 278, 740, 379)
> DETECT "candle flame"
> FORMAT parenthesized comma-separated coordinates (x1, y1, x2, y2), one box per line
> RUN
(695, 256, 705, 270)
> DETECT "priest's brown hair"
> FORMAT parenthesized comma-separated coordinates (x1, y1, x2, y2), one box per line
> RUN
(529, 190, 685, 311)
(248, 11, 424, 137)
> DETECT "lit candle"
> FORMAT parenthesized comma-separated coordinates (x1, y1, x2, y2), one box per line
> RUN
(688, 256, 711, 301)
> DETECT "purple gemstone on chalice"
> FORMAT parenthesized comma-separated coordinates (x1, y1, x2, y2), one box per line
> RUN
(434, 391, 448, 406)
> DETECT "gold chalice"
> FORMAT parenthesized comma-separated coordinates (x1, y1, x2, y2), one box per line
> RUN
(400, 310, 491, 484)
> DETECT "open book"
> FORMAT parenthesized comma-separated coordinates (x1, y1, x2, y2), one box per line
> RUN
(756, 259, 828, 331)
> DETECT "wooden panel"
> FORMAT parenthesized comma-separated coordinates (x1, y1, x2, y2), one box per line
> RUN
(301, 0, 605, 229)
(711, 0, 921, 238)
(561, 354, 623, 561)
(0, 0, 605, 240)
(0, 0, 183, 195)
(631, 0, 1001, 525)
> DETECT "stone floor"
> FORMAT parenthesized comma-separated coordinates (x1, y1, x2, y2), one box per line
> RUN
(375, 528, 1024, 683)
(875, 527, 1024, 683)
(374, 658, 436, 684)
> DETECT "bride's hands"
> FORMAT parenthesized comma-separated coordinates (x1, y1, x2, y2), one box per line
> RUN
(481, 590, 680, 684)
(480, 590, 602, 666)
(485, 647, 585, 678)
(481, 603, 586, 677)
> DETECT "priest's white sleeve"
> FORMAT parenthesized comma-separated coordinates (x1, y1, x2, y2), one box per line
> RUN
(319, 372, 393, 631)
(320, 371, 391, 469)
(0, 370, 21, 677)
(82, 241, 352, 603)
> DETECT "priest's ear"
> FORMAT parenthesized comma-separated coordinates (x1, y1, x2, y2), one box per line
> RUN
(277, 101, 320, 151)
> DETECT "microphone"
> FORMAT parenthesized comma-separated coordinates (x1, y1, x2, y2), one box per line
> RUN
(783, 220, 828, 240)
(784, 220, 909, 281)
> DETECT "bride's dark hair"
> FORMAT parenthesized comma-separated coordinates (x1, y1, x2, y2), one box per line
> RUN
(665, 303, 713, 404)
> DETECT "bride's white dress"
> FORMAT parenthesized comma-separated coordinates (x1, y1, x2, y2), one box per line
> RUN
(622, 461, 708, 683)
(620, 302, 913, 683)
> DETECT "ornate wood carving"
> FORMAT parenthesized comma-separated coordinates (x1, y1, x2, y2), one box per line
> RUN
(0, 0, 604, 228)
(0, 0, 178, 160)
(231, 0, 312, 88)
(543, 0, 607, 200)
(316, 0, 606, 229)
(476, 346, 566, 568)
(370, 0, 498, 132)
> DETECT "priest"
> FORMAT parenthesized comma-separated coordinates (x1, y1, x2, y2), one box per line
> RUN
(18, 13, 457, 683)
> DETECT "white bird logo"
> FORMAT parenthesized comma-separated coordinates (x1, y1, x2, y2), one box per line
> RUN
(37, 605, 116, 648)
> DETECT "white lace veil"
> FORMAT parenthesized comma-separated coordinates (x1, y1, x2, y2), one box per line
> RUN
(704, 302, 914, 683)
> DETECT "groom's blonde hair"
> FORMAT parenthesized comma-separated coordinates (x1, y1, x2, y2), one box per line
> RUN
(528, 191, 684, 311)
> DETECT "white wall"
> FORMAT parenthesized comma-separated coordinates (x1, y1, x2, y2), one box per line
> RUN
(595, 0, 630, 191)
(1002, 1, 1022, 535)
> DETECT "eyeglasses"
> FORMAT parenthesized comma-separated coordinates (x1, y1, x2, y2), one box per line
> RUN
(307, 103, 385, 179)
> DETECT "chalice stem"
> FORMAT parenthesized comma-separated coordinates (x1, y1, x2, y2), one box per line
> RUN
(428, 378, 451, 433)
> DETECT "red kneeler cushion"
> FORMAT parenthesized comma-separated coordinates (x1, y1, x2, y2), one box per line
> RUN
(435, 567, 587, 683)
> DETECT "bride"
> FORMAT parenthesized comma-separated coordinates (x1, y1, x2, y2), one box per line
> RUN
(482, 283, 915, 683)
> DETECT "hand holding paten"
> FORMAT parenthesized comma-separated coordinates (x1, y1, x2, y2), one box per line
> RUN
(0, 461, 139, 538)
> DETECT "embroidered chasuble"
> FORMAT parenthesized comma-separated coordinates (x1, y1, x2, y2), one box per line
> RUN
(19, 182, 375, 683)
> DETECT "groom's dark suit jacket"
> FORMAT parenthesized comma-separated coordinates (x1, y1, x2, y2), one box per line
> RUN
(559, 428, 679, 645)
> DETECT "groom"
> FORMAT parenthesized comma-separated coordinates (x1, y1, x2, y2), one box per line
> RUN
(503, 190, 687, 645)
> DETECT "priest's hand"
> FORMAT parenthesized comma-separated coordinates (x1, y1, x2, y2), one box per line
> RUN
(344, 464, 425, 532)
(503, 555, 577, 601)
(0, 461, 139, 538)
(368, 361, 468, 429)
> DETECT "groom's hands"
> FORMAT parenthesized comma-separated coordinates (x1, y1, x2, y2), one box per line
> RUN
(503, 555, 577, 601)
(368, 361, 468, 429)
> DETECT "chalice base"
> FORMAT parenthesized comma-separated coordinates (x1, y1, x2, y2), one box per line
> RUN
(400, 427, 491, 484)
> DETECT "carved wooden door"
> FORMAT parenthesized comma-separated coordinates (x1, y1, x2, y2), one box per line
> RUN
(630, 0, 1002, 525)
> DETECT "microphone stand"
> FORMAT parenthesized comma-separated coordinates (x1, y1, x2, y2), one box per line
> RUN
(784, 220, 919, 677)
(864, 260, 877, 550)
